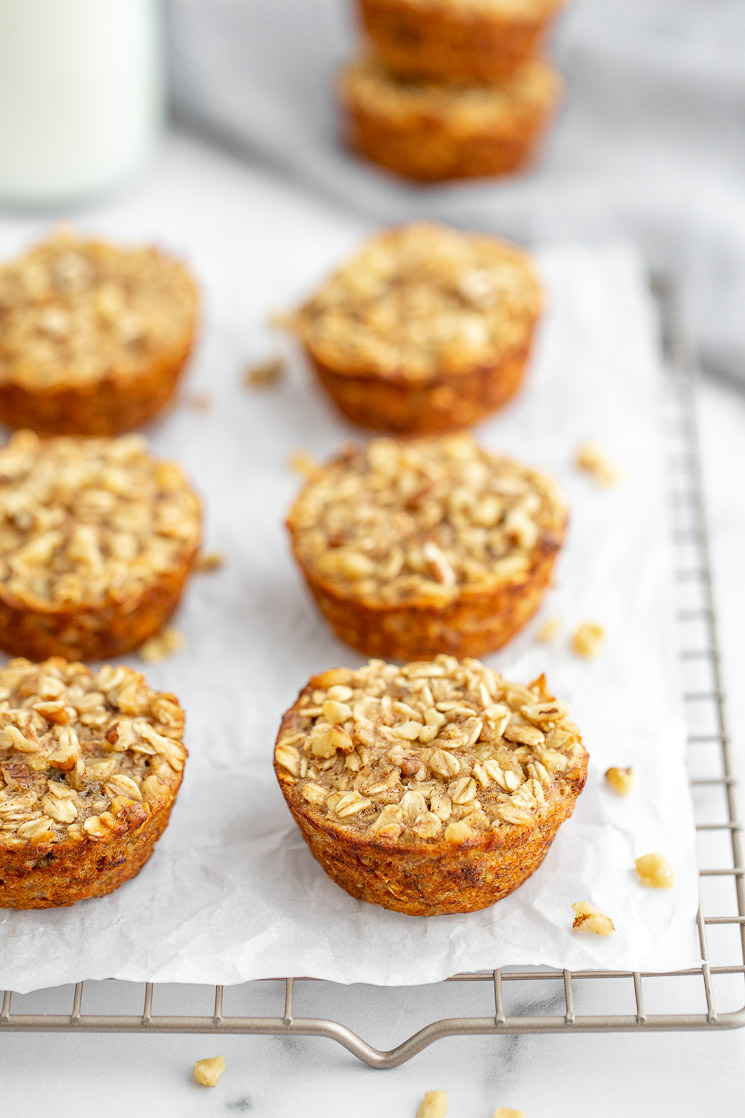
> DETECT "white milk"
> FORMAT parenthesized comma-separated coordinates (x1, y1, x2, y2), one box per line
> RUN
(0, 0, 164, 207)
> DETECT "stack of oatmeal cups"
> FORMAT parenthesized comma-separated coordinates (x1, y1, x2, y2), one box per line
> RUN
(338, 0, 567, 181)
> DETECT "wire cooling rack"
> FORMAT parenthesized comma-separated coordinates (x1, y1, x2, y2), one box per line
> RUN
(1, 278, 743, 1067)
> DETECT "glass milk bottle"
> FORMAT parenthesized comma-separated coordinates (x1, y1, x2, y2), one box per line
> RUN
(0, 0, 164, 208)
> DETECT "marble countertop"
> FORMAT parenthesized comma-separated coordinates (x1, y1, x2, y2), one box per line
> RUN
(0, 134, 743, 1117)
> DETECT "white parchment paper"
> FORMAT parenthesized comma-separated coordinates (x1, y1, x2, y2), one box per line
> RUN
(0, 167, 700, 990)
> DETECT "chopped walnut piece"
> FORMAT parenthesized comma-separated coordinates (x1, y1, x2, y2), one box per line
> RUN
(193, 1056, 226, 1088)
(571, 902, 615, 936)
(605, 766, 635, 795)
(138, 627, 184, 664)
(571, 622, 605, 659)
(187, 392, 211, 411)
(194, 550, 225, 573)
(444, 820, 473, 842)
(289, 449, 319, 478)
(575, 441, 622, 486)
(536, 617, 560, 643)
(0, 763, 31, 790)
(302, 783, 327, 806)
(635, 853, 675, 889)
(423, 540, 456, 586)
(244, 356, 284, 388)
(416, 1090, 449, 1118)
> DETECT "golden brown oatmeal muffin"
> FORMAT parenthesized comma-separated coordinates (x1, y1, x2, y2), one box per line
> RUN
(0, 227, 198, 435)
(0, 657, 186, 908)
(338, 57, 562, 183)
(358, 0, 566, 84)
(287, 433, 566, 660)
(0, 430, 201, 662)
(274, 656, 587, 915)
(289, 223, 542, 434)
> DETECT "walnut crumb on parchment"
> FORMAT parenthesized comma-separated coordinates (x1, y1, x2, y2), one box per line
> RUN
(575, 441, 622, 486)
(193, 1057, 226, 1087)
(572, 902, 615, 936)
(416, 1090, 448, 1118)
(138, 627, 184, 664)
(244, 356, 285, 388)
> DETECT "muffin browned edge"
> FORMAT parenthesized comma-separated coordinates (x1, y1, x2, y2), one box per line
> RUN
(304, 343, 531, 433)
(287, 490, 566, 660)
(338, 69, 563, 183)
(0, 516, 201, 663)
(274, 673, 588, 915)
(0, 703, 187, 910)
(0, 301, 198, 436)
(359, 0, 566, 84)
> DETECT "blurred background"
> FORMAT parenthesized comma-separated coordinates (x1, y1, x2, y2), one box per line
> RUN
(167, 0, 745, 386)
(170, 0, 745, 385)
(0, 0, 744, 384)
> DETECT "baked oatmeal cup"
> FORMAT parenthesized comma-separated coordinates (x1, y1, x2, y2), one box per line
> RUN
(274, 656, 587, 915)
(358, 0, 566, 84)
(0, 227, 198, 435)
(0, 431, 201, 662)
(287, 433, 567, 660)
(0, 657, 187, 909)
(288, 223, 542, 434)
(338, 57, 562, 183)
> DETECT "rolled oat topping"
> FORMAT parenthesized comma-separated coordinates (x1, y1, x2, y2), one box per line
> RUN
(289, 434, 566, 606)
(276, 655, 585, 841)
(0, 227, 197, 389)
(0, 430, 201, 606)
(291, 222, 542, 379)
(0, 658, 185, 846)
